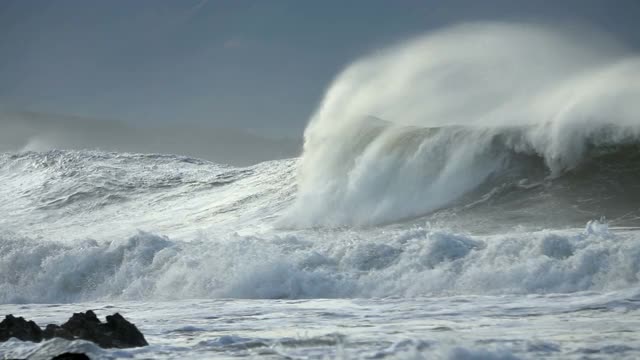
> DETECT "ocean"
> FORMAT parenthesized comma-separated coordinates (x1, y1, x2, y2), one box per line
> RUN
(2, 22, 640, 359)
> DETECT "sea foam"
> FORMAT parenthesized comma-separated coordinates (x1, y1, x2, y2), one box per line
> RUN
(1, 220, 638, 303)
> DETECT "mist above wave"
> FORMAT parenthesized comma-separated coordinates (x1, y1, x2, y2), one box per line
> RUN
(285, 22, 640, 227)
(0, 111, 301, 166)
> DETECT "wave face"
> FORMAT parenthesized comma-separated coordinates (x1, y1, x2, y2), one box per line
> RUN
(284, 22, 640, 227)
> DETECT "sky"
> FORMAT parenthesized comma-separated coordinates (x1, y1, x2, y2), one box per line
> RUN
(1, 0, 639, 137)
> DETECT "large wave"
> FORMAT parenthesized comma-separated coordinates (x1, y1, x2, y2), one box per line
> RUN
(2, 23, 640, 305)
(284, 22, 640, 227)
(0, 151, 638, 303)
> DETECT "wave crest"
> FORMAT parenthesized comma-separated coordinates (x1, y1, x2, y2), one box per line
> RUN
(285, 22, 640, 227)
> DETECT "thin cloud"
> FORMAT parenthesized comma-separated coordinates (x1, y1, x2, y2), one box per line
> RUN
(223, 38, 244, 49)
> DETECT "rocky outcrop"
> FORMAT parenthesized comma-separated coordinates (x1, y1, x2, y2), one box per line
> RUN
(0, 314, 43, 342)
(0, 311, 147, 348)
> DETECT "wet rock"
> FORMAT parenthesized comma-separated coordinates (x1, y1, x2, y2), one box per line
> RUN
(43, 323, 74, 341)
(0, 314, 43, 342)
(45, 310, 148, 348)
(51, 353, 91, 360)
(0, 311, 147, 348)
(102, 313, 148, 348)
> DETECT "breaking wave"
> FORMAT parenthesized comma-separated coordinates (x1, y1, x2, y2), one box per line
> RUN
(285, 22, 640, 227)
(2, 220, 639, 303)
(2, 22, 640, 304)
(0, 150, 639, 303)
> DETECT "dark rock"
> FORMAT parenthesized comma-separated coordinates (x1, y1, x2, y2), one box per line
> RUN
(49, 310, 148, 348)
(0, 314, 43, 342)
(102, 313, 148, 348)
(51, 353, 91, 360)
(0, 311, 147, 348)
(43, 323, 73, 341)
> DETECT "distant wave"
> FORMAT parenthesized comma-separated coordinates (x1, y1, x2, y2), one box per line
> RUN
(0, 150, 297, 241)
(284, 22, 640, 227)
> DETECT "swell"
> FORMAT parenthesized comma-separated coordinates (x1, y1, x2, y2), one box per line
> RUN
(0, 150, 298, 241)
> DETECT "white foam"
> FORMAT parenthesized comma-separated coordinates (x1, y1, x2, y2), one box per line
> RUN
(2, 221, 638, 303)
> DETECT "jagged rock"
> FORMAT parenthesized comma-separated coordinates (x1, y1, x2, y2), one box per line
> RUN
(47, 310, 148, 348)
(51, 353, 91, 360)
(0, 311, 147, 349)
(43, 323, 74, 341)
(101, 313, 148, 348)
(0, 314, 43, 342)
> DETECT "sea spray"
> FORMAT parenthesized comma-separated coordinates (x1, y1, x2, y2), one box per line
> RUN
(285, 22, 640, 227)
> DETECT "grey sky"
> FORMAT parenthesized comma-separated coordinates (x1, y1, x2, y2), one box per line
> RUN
(1, 0, 639, 137)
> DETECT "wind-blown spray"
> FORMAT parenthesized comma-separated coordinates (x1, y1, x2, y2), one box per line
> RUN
(285, 22, 640, 227)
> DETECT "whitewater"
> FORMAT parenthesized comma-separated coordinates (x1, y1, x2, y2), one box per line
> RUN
(2, 22, 640, 359)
